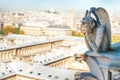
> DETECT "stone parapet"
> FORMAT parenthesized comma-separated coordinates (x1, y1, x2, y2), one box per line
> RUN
(75, 42, 120, 80)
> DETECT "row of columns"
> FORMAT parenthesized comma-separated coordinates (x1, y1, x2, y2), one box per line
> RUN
(0, 41, 62, 62)
(17, 43, 51, 56)
(47, 57, 73, 69)
(0, 50, 16, 62)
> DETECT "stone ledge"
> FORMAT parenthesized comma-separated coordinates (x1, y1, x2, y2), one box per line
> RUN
(85, 42, 120, 60)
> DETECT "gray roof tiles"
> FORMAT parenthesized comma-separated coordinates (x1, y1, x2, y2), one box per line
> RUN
(0, 61, 75, 80)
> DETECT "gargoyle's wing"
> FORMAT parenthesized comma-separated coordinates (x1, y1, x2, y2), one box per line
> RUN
(96, 7, 111, 47)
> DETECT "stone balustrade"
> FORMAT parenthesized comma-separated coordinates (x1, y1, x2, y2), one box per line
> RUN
(0, 40, 63, 62)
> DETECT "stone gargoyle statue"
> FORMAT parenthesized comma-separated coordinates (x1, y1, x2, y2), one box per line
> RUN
(81, 7, 112, 52)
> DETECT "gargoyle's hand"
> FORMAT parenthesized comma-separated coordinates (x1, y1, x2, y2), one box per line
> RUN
(80, 24, 87, 34)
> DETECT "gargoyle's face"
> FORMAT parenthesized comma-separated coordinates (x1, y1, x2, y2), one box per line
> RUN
(80, 17, 96, 34)
(81, 22, 91, 33)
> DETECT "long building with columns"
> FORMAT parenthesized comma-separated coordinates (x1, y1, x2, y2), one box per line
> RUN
(0, 35, 63, 62)
(0, 34, 89, 80)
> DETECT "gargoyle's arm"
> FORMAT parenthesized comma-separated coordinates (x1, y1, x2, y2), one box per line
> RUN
(85, 25, 105, 52)
(85, 32, 97, 52)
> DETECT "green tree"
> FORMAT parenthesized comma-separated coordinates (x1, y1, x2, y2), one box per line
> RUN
(3, 25, 15, 34)
(2, 25, 25, 35)
(14, 27, 20, 34)
(53, 11, 58, 14)
(72, 31, 84, 37)
(0, 29, 4, 34)
(20, 30, 25, 34)
(46, 10, 51, 13)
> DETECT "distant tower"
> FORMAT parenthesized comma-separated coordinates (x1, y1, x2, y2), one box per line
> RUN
(0, 19, 4, 30)
(0, 23, 4, 30)
(66, 10, 74, 30)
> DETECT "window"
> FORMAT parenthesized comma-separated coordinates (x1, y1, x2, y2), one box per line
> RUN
(44, 60, 47, 62)
(54, 76, 59, 79)
(40, 61, 43, 63)
(48, 75, 52, 77)
(20, 58, 22, 60)
(2, 72, 5, 75)
(29, 71, 33, 74)
(37, 73, 41, 75)
(19, 69, 23, 72)
(9, 70, 12, 73)
(48, 59, 51, 61)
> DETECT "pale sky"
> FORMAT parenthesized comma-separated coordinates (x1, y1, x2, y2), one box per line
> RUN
(0, 0, 120, 15)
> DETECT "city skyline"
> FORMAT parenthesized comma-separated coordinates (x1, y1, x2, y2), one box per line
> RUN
(0, 0, 120, 15)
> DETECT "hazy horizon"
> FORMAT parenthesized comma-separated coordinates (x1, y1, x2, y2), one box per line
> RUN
(0, 0, 120, 16)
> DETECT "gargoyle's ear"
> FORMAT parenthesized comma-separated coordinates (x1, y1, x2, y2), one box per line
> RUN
(84, 10, 88, 17)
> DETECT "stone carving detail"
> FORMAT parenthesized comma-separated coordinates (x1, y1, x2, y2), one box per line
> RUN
(74, 7, 120, 80)
(111, 71, 120, 80)
(81, 7, 112, 52)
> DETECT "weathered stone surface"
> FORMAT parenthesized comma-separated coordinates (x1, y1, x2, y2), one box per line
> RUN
(74, 72, 98, 80)
(75, 7, 120, 80)
(75, 42, 120, 80)
(80, 7, 112, 52)
(84, 43, 120, 80)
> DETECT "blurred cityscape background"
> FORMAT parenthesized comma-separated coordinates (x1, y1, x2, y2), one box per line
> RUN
(0, 0, 120, 80)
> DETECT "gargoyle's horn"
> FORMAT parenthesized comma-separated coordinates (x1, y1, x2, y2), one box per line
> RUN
(90, 7, 100, 24)
(84, 10, 88, 17)
(87, 11, 91, 17)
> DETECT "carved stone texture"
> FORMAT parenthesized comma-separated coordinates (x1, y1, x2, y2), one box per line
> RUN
(112, 72, 120, 80)
(109, 69, 120, 80)
(81, 7, 112, 52)
(74, 72, 98, 80)
(80, 72, 98, 80)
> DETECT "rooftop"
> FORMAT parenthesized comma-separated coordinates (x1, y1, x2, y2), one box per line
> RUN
(47, 25, 71, 30)
(0, 34, 63, 51)
(0, 61, 76, 80)
(33, 48, 70, 65)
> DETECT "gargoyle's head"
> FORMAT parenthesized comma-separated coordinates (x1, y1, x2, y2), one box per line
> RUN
(80, 10, 96, 33)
